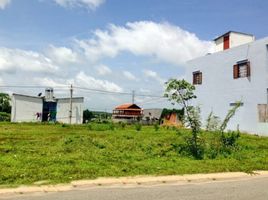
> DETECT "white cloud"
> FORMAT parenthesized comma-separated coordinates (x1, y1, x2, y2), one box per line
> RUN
(143, 69, 165, 84)
(76, 21, 215, 65)
(96, 64, 111, 76)
(33, 77, 69, 88)
(46, 45, 79, 65)
(75, 71, 123, 92)
(33, 71, 123, 93)
(0, 48, 59, 73)
(123, 71, 138, 81)
(54, 0, 105, 9)
(0, 0, 11, 10)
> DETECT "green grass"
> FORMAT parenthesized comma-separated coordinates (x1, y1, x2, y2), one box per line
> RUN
(0, 122, 268, 187)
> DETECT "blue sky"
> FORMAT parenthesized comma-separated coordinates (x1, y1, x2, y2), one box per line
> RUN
(0, 0, 267, 111)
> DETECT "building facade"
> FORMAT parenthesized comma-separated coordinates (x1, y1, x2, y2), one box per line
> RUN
(11, 88, 84, 124)
(186, 32, 268, 136)
(112, 103, 143, 123)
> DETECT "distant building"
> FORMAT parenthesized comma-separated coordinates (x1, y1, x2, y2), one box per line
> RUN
(214, 31, 255, 52)
(162, 112, 182, 127)
(11, 88, 84, 124)
(186, 31, 268, 135)
(142, 108, 163, 124)
(112, 103, 142, 123)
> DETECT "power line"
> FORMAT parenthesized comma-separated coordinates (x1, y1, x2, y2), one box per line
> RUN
(73, 86, 131, 95)
(0, 84, 166, 99)
(0, 85, 69, 89)
(73, 86, 166, 98)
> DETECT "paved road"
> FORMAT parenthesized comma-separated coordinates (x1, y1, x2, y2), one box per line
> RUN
(2, 176, 268, 200)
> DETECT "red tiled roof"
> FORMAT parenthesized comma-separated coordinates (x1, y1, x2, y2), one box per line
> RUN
(115, 103, 141, 110)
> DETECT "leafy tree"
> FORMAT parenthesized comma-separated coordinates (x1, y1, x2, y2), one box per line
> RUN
(0, 93, 11, 113)
(83, 109, 94, 123)
(164, 79, 203, 159)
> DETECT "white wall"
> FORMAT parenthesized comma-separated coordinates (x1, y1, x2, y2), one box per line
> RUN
(56, 98, 84, 124)
(11, 95, 43, 122)
(214, 32, 254, 52)
(230, 32, 255, 49)
(186, 37, 268, 135)
(215, 37, 223, 52)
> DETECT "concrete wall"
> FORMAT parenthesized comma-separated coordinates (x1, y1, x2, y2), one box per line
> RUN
(215, 37, 224, 52)
(11, 95, 43, 122)
(186, 37, 268, 135)
(230, 32, 255, 49)
(56, 98, 84, 124)
(215, 32, 254, 52)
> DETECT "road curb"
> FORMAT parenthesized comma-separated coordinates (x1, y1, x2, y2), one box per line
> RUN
(1, 171, 268, 196)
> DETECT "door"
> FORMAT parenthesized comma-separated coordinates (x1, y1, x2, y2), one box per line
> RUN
(42, 102, 57, 122)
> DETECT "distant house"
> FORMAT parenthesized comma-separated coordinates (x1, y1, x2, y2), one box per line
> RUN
(11, 88, 84, 124)
(162, 112, 182, 127)
(112, 103, 143, 123)
(142, 108, 163, 124)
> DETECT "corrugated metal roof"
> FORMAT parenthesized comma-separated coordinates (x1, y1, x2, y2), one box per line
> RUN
(115, 103, 141, 110)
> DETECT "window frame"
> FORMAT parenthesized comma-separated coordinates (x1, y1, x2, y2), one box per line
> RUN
(233, 60, 250, 79)
(192, 71, 202, 85)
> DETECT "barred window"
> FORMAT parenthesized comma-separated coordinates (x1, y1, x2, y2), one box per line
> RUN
(193, 71, 202, 85)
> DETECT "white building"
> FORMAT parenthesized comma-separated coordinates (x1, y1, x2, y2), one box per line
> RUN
(214, 31, 255, 52)
(186, 31, 268, 136)
(11, 88, 84, 124)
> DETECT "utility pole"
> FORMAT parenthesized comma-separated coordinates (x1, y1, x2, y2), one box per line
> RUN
(69, 84, 73, 124)
(132, 90, 135, 104)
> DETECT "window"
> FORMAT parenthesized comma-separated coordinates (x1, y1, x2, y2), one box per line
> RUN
(193, 71, 202, 85)
(230, 102, 244, 106)
(233, 60, 250, 79)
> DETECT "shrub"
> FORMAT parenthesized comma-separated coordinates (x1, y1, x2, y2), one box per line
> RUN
(154, 123, 160, 131)
(61, 123, 70, 128)
(221, 131, 240, 147)
(119, 121, 126, 129)
(135, 123, 142, 131)
(109, 123, 115, 131)
(174, 136, 205, 159)
(0, 112, 10, 122)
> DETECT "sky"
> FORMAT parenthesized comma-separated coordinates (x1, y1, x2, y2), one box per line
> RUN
(0, 0, 268, 111)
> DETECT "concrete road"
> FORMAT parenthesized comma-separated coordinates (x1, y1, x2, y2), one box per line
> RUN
(2, 176, 268, 200)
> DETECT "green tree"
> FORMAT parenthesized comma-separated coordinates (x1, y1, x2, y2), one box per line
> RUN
(0, 93, 11, 113)
(164, 79, 203, 159)
(83, 109, 94, 123)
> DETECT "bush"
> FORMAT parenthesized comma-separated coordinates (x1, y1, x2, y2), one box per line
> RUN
(185, 136, 205, 159)
(109, 123, 115, 131)
(154, 123, 160, 131)
(61, 123, 70, 128)
(88, 124, 92, 131)
(221, 131, 240, 147)
(135, 123, 142, 131)
(118, 121, 126, 129)
(173, 136, 205, 159)
(0, 112, 10, 122)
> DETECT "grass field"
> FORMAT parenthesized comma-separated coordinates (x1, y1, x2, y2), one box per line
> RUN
(0, 122, 268, 187)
